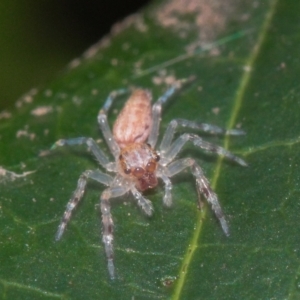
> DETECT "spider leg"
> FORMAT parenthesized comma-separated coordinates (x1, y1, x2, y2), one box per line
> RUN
(160, 118, 245, 154)
(147, 76, 195, 148)
(100, 185, 129, 279)
(156, 171, 173, 207)
(101, 89, 128, 113)
(163, 158, 229, 236)
(55, 170, 113, 241)
(51, 137, 113, 170)
(131, 187, 154, 215)
(160, 133, 247, 167)
(97, 89, 128, 157)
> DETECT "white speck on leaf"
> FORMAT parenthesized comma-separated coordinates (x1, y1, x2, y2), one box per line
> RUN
(31, 106, 53, 116)
(0, 111, 12, 119)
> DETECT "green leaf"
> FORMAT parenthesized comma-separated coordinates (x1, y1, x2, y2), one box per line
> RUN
(1, 0, 299, 299)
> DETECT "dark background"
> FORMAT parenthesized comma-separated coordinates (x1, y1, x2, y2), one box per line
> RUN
(0, 0, 150, 110)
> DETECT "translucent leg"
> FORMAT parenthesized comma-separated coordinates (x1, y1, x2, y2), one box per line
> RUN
(100, 185, 129, 279)
(52, 137, 111, 169)
(55, 170, 113, 241)
(100, 89, 128, 114)
(160, 118, 245, 154)
(147, 76, 195, 148)
(131, 187, 154, 215)
(97, 89, 128, 157)
(192, 162, 229, 236)
(163, 158, 229, 236)
(157, 172, 173, 207)
(161, 133, 247, 167)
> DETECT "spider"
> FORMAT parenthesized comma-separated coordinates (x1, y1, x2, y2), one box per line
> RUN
(52, 77, 247, 279)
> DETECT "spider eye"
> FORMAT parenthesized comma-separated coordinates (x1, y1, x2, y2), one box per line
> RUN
(146, 161, 156, 172)
(132, 167, 145, 178)
(124, 167, 131, 174)
(154, 154, 160, 162)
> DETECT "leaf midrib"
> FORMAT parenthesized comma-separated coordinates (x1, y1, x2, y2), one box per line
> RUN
(171, 0, 279, 298)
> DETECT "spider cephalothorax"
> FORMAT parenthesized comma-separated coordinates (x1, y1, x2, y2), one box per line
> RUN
(52, 77, 247, 279)
(118, 143, 160, 191)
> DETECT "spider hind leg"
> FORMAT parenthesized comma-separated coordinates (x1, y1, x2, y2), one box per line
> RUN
(162, 158, 229, 236)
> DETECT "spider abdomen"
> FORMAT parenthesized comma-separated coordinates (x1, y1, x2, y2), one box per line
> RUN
(113, 89, 152, 148)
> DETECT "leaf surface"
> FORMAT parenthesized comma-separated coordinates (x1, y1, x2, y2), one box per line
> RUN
(1, 0, 300, 299)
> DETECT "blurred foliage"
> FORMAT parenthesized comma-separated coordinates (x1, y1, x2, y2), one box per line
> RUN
(0, 0, 149, 110)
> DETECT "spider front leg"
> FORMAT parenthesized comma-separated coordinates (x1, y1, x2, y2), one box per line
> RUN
(100, 185, 129, 279)
(156, 171, 173, 207)
(55, 170, 113, 240)
(131, 187, 154, 215)
(163, 158, 229, 236)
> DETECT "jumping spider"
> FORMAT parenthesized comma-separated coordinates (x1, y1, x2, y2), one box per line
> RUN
(52, 77, 247, 279)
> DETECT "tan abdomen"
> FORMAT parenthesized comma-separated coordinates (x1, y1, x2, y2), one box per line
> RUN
(113, 89, 152, 148)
